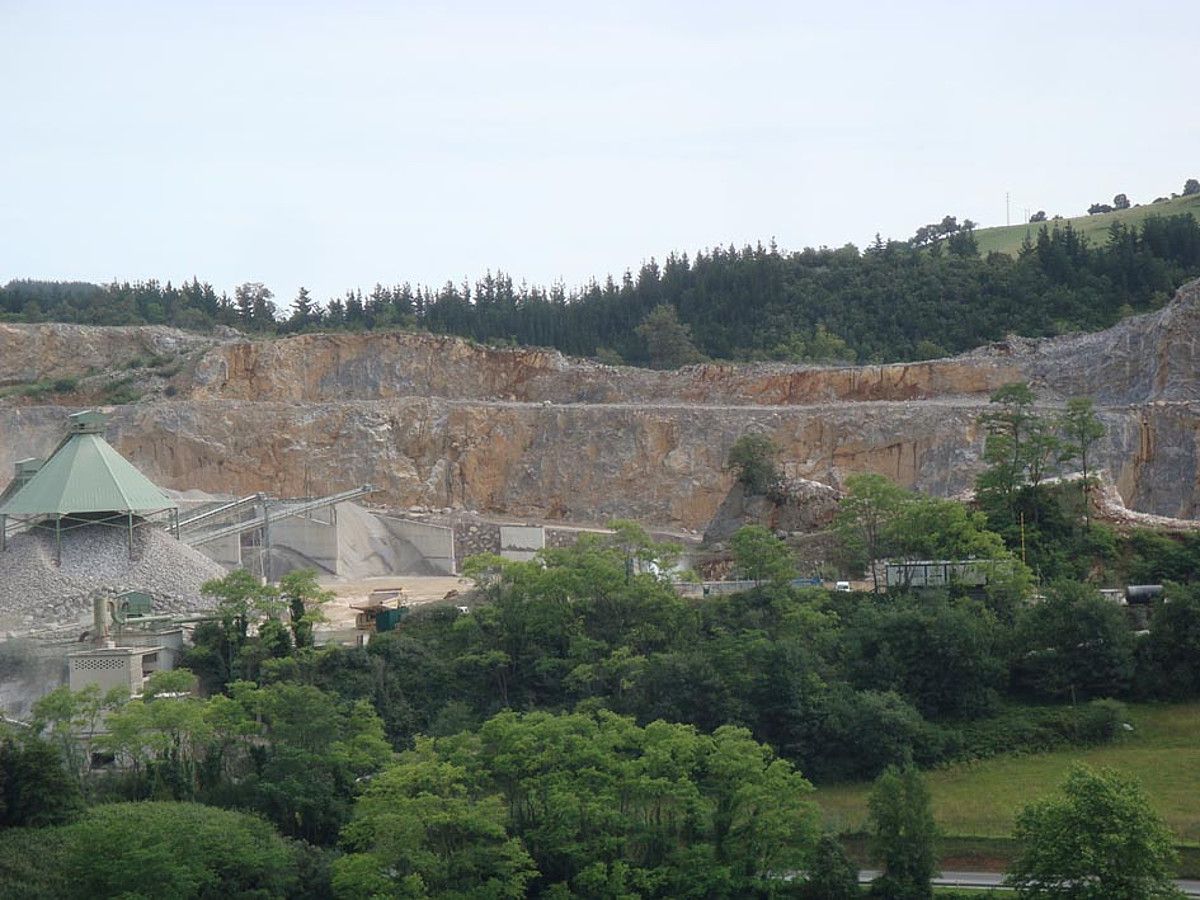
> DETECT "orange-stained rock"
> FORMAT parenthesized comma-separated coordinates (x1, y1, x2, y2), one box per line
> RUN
(1, 280, 1198, 528)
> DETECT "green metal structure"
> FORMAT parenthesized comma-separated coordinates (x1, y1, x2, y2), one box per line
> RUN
(116, 590, 155, 618)
(375, 606, 408, 632)
(0, 410, 178, 559)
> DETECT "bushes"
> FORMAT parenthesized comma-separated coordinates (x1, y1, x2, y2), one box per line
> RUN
(0, 737, 82, 828)
(841, 595, 1004, 720)
(1009, 582, 1135, 701)
(0, 802, 306, 899)
(726, 433, 781, 495)
(0, 377, 78, 399)
(802, 687, 952, 782)
(805, 699, 1127, 778)
(952, 700, 1126, 761)
(1134, 584, 1200, 699)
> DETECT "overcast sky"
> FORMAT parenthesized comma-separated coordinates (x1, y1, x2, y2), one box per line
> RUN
(3, 0, 1198, 306)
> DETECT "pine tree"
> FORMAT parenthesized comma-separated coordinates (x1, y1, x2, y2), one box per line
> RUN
(289, 287, 313, 330)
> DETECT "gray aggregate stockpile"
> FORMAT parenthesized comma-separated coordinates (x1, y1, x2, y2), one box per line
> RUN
(0, 523, 224, 631)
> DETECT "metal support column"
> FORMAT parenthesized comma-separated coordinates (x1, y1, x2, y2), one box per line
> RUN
(0, 514, 5, 552)
(258, 493, 272, 584)
(128, 512, 135, 559)
(55, 516, 62, 566)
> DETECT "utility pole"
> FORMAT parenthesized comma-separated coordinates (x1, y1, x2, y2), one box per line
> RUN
(1006, 191, 1011, 226)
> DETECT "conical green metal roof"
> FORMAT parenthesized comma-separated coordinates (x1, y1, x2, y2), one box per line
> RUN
(0, 423, 175, 518)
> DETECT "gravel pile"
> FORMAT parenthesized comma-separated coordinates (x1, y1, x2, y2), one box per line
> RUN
(0, 522, 225, 631)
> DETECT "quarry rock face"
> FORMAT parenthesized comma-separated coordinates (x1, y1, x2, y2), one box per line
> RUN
(2, 280, 1199, 529)
(0, 323, 216, 387)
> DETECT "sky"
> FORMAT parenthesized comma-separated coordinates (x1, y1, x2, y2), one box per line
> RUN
(2, 0, 1198, 307)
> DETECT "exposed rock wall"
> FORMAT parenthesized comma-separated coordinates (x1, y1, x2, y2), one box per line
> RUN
(2, 281, 1199, 529)
(0, 323, 215, 387)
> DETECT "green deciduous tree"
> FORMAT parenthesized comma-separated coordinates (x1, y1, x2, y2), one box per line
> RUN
(186, 570, 286, 690)
(842, 595, 1003, 718)
(1060, 397, 1106, 527)
(1011, 581, 1135, 702)
(731, 524, 796, 586)
(977, 382, 1041, 505)
(279, 568, 334, 649)
(835, 473, 908, 592)
(98, 670, 212, 800)
(891, 495, 1011, 562)
(798, 833, 860, 899)
(334, 748, 536, 900)
(635, 303, 707, 369)
(836, 474, 1020, 594)
(868, 765, 938, 899)
(0, 736, 82, 828)
(231, 682, 393, 845)
(1136, 583, 1200, 699)
(30, 683, 121, 784)
(364, 710, 820, 897)
(0, 802, 302, 899)
(725, 433, 782, 495)
(1006, 764, 1180, 899)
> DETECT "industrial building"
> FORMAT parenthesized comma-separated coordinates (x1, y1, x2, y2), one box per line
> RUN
(0, 409, 178, 557)
(0, 409, 466, 710)
(0, 408, 689, 714)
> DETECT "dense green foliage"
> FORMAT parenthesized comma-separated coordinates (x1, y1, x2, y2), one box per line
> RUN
(4, 213, 1199, 365)
(796, 833, 860, 899)
(336, 712, 818, 898)
(1010, 582, 1136, 702)
(10, 478, 1200, 897)
(174, 535, 1164, 792)
(1006, 765, 1180, 899)
(0, 736, 82, 828)
(967, 382, 1200, 588)
(1135, 584, 1200, 700)
(29, 669, 393, 847)
(0, 802, 304, 899)
(836, 472, 1023, 598)
(730, 524, 797, 586)
(725, 433, 782, 496)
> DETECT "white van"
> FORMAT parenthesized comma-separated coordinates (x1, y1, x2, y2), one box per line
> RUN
(834, 581, 852, 592)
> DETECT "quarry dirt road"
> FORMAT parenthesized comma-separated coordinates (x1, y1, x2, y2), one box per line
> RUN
(318, 575, 475, 630)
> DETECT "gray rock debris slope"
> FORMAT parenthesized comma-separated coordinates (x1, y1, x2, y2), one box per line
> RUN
(0, 523, 223, 632)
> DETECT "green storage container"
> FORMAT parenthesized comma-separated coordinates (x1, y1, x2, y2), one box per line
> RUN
(375, 606, 408, 632)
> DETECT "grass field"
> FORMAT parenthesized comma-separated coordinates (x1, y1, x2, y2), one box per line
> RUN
(816, 703, 1200, 844)
(971, 193, 1200, 257)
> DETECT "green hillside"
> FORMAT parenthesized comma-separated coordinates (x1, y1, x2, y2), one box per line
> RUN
(974, 193, 1200, 256)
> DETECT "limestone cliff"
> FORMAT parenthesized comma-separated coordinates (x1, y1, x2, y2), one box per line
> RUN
(2, 280, 1198, 529)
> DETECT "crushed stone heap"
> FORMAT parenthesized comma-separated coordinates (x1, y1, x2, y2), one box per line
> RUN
(0, 522, 223, 632)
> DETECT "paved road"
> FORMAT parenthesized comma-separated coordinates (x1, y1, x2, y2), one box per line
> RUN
(858, 869, 1200, 895)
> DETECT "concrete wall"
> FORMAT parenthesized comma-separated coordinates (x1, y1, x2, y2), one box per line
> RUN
(269, 510, 340, 579)
(376, 516, 456, 574)
(68, 647, 162, 697)
(193, 532, 242, 569)
(500, 525, 544, 562)
(335, 504, 457, 576)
